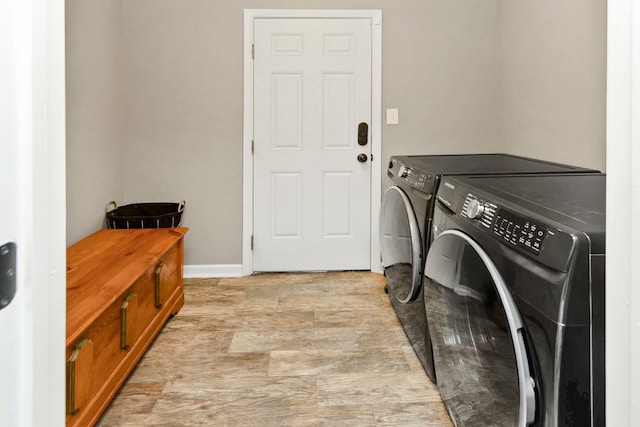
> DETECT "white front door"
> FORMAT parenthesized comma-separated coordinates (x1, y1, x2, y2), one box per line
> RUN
(252, 17, 373, 272)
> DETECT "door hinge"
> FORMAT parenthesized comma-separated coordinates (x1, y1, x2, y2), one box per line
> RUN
(251, 140, 254, 154)
(0, 242, 17, 311)
(251, 235, 254, 250)
(252, 44, 255, 60)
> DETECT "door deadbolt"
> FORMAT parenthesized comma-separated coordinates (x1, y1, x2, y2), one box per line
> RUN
(357, 153, 368, 163)
(357, 122, 369, 146)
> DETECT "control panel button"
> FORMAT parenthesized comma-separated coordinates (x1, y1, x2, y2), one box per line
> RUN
(492, 209, 548, 255)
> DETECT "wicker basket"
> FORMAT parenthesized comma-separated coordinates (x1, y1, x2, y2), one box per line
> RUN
(105, 201, 185, 229)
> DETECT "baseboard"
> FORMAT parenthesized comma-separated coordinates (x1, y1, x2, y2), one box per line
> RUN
(183, 264, 243, 278)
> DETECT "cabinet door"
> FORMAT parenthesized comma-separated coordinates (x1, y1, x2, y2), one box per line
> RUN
(66, 338, 94, 422)
(126, 275, 158, 346)
(66, 298, 121, 426)
(154, 245, 181, 309)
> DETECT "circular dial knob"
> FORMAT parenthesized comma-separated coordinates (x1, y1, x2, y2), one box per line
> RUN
(467, 199, 485, 219)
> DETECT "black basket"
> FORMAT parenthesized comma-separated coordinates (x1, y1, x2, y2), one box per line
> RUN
(105, 201, 185, 229)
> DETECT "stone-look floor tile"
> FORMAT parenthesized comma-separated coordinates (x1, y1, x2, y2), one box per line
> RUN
(314, 308, 399, 329)
(292, 404, 377, 427)
(317, 372, 442, 406)
(268, 348, 410, 376)
(141, 330, 235, 362)
(102, 381, 166, 414)
(104, 404, 377, 427)
(163, 375, 316, 394)
(98, 272, 453, 426)
(128, 352, 270, 384)
(218, 273, 314, 287)
(184, 278, 220, 287)
(159, 314, 201, 333)
(154, 377, 318, 418)
(277, 295, 388, 312)
(355, 326, 412, 348)
(179, 297, 278, 316)
(341, 277, 388, 296)
(196, 309, 315, 332)
(98, 413, 179, 426)
(245, 281, 345, 298)
(248, 404, 377, 427)
(184, 284, 246, 302)
(373, 402, 454, 426)
(228, 328, 358, 352)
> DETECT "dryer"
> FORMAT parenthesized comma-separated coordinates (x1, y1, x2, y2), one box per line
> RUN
(424, 173, 605, 426)
(379, 154, 598, 382)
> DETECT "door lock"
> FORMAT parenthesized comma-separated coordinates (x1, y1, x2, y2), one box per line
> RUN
(357, 122, 369, 146)
(357, 153, 368, 163)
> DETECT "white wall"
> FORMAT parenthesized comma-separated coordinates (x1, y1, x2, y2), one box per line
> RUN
(497, 1, 607, 171)
(66, 0, 124, 245)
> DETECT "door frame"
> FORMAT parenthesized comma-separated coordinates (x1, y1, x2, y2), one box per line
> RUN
(242, 9, 382, 275)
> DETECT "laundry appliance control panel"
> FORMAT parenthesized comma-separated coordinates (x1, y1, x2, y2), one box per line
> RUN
(388, 159, 436, 192)
(462, 193, 549, 256)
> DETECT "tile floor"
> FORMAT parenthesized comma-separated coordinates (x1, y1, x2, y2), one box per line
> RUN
(97, 272, 453, 426)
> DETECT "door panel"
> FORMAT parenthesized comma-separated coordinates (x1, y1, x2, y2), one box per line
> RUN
(272, 173, 302, 238)
(253, 18, 372, 272)
(323, 74, 354, 147)
(323, 172, 352, 237)
(272, 74, 302, 149)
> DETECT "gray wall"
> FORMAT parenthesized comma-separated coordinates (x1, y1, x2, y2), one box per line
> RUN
(66, 0, 124, 245)
(497, 1, 606, 170)
(119, 0, 502, 266)
(65, 0, 606, 266)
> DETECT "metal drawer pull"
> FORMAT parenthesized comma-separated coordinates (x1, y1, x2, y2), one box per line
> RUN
(120, 292, 137, 350)
(66, 337, 93, 415)
(154, 261, 165, 308)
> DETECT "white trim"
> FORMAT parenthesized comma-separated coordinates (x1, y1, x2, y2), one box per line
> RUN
(242, 9, 383, 276)
(369, 10, 382, 274)
(242, 10, 255, 277)
(184, 264, 243, 278)
(606, 0, 639, 425)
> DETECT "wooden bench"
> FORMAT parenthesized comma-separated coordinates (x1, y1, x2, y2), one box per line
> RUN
(65, 228, 188, 427)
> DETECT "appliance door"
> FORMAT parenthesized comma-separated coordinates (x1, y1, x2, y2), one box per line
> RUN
(379, 186, 422, 303)
(424, 229, 537, 427)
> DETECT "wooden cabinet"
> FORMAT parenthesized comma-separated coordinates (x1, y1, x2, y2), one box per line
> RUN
(65, 228, 188, 427)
